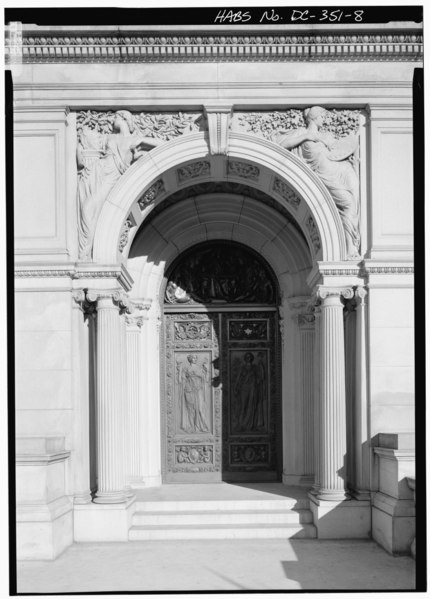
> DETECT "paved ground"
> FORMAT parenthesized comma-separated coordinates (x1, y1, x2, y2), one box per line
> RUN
(17, 538, 415, 593)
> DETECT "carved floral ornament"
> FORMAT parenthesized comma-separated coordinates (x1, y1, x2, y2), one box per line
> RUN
(76, 106, 362, 261)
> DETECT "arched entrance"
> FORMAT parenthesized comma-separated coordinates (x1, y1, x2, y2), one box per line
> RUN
(161, 241, 281, 483)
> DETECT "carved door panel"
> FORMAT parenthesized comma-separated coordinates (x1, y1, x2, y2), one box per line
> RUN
(163, 313, 222, 483)
(162, 310, 281, 483)
(221, 311, 281, 481)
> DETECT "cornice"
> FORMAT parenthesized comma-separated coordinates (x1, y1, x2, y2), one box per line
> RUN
(6, 31, 422, 63)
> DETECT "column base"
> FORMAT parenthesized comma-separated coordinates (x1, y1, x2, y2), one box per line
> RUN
(74, 496, 136, 542)
(93, 490, 128, 504)
(317, 488, 350, 501)
(309, 493, 371, 539)
(74, 491, 92, 505)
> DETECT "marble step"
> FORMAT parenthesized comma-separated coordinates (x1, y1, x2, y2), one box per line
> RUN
(134, 497, 309, 512)
(129, 521, 317, 540)
(132, 508, 313, 526)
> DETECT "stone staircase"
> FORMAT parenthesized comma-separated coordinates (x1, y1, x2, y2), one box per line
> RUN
(129, 483, 316, 541)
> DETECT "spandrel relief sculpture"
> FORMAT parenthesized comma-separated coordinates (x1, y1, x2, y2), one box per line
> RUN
(77, 110, 163, 260)
(239, 107, 361, 259)
(231, 351, 268, 433)
(176, 353, 211, 434)
(274, 106, 360, 259)
(76, 110, 205, 261)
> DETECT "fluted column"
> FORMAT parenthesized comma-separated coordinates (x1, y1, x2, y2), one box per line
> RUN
(317, 287, 353, 501)
(125, 309, 146, 486)
(71, 290, 92, 504)
(90, 291, 127, 504)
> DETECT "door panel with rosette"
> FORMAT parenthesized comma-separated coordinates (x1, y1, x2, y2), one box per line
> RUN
(161, 241, 281, 483)
(222, 312, 280, 481)
(163, 313, 221, 482)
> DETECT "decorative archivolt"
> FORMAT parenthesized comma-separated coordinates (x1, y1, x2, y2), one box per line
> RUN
(77, 106, 362, 262)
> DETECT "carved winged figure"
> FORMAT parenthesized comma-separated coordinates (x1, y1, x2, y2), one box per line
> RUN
(77, 110, 163, 260)
(273, 106, 360, 259)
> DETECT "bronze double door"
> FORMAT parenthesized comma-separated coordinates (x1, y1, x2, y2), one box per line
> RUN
(162, 310, 281, 483)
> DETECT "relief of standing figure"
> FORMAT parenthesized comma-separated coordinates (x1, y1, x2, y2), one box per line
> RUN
(77, 110, 163, 260)
(177, 354, 210, 434)
(274, 106, 360, 259)
(234, 352, 266, 432)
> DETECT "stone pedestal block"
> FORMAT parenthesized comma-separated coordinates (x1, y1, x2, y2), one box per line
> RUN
(73, 497, 136, 542)
(372, 433, 415, 555)
(16, 436, 73, 560)
(309, 494, 371, 539)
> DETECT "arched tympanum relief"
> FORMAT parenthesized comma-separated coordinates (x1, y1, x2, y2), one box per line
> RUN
(165, 242, 277, 306)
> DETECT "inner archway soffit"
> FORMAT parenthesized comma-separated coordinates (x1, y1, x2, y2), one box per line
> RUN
(93, 132, 346, 265)
(127, 190, 312, 301)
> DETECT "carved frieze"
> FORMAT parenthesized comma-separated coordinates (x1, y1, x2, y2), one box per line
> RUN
(138, 179, 165, 210)
(177, 161, 211, 183)
(227, 161, 260, 181)
(305, 215, 321, 254)
(230, 444, 269, 465)
(174, 321, 212, 341)
(77, 110, 206, 138)
(175, 445, 213, 465)
(118, 217, 133, 253)
(272, 178, 301, 209)
(237, 109, 360, 140)
(228, 319, 268, 341)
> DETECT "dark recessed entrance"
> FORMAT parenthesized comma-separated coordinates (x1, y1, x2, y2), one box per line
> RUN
(161, 241, 282, 483)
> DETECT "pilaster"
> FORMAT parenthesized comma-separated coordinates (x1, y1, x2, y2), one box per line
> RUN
(125, 302, 150, 488)
(71, 290, 92, 505)
(352, 287, 371, 500)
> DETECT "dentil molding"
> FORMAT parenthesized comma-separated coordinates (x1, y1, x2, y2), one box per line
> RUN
(6, 29, 422, 63)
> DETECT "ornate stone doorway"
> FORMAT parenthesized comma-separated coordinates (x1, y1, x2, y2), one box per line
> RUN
(161, 242, 282, 483)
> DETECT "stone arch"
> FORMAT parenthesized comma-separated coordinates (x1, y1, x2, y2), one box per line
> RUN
(92, 132, 347, 265)
(126, 188, 311, 303)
